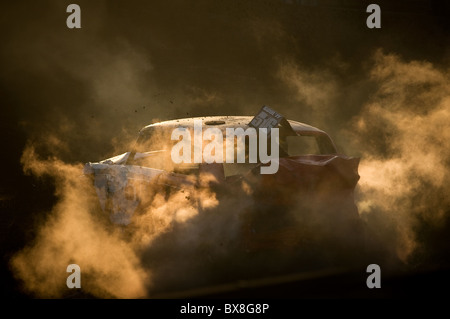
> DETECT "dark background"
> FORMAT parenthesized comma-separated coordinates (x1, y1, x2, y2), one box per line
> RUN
(1, 0, 449, 298)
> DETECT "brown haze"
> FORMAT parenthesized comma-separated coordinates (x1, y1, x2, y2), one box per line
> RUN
(12, 144, 150, 298)
(11, 50, 450, 297)
(2, 1, 449, 298)
(347, 51, 450, 263)
(12, 137, 255, 297)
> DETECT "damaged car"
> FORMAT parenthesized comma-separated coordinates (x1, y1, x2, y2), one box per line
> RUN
(83, 106, 362, 257)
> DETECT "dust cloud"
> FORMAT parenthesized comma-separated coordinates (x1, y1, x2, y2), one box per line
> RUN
(347, 51, 450, 264)
(11, 143, 149, 298)
(2, 0, 450, 298)
(12, 136, 254, 297)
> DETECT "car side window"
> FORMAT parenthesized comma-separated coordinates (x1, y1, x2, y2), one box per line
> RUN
(285, 135, 320, 156)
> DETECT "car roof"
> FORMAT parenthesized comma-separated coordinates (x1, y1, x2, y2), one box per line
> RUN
(140, 116, 327, 135)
